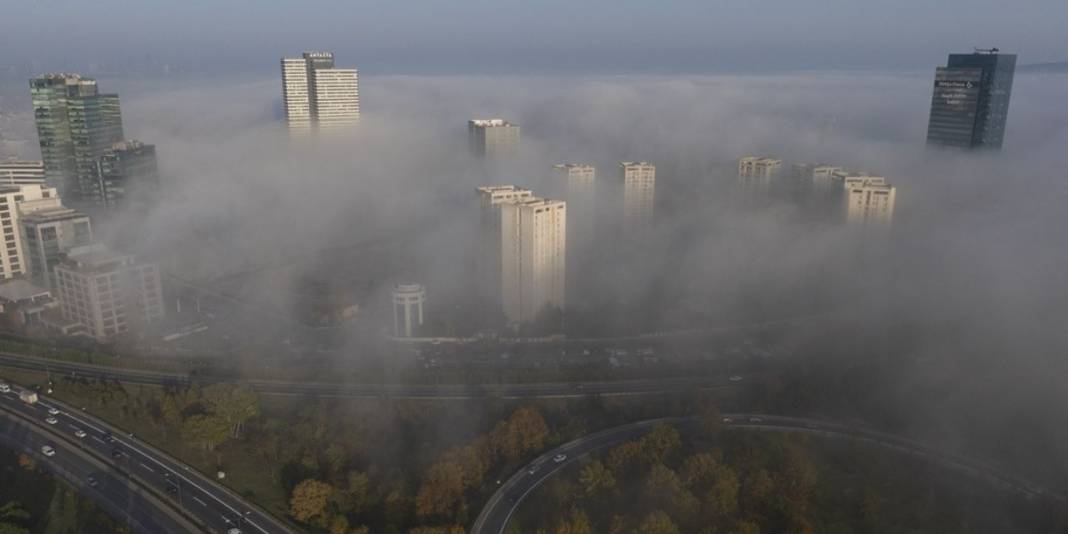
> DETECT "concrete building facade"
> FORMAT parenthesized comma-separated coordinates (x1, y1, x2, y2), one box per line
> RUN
(53, 244, 164, 341)
(0, 159, 46, 187)
(738, 156, 782, 192)
(20, 206, 93, 289)
(500, 198, 566, 325)
(280, 51, 360, 131)
(554, 164, 596, 251)
(620, 162, 655, 235)
(843, 178, 896, 227)
(468, 119, 520, 158)
(392, 284, 426, 338)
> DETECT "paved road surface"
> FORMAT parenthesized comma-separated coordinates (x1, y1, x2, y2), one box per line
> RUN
(0, 411, 195, 533)
(0, 383, 294, 534)
(470, 414, 1062, 534)
(0, 352, 731, 399)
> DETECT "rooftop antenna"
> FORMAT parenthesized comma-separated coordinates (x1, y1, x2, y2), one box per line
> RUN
(974, 47, 1000, 54)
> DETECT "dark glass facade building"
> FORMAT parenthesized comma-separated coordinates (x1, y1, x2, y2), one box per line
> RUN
(31, 75, 125, 198)
(925, 51, 1016, 149)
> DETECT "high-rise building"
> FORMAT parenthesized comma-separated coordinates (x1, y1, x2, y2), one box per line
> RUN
(20, 206, 93, 289)
(53, 243, 164, 341)
(620, 162, 655, 235)
(738, 156, 782, 192)
(280, 52, 359, 130)
(468, 119, 520, 158)
(0, 184, 62, 280)
(392, 284, 426, 338)
(477, 186, 533, 303)
(792, 163, 843, 195)
(554, 164, 596, 250)
(844, 178, 896, 227)
(94, 140, 159, 207)
(926, 49, 1016, 149)
(280, 58, 312, 129)
(500, 198, 566, 325)
(30, 74, 124, 198)
(0, 159, 46, 187)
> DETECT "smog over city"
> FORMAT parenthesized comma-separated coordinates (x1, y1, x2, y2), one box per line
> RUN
(0, 2, 1066, 533)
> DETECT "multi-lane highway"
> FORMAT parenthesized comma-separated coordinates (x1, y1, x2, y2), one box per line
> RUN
(0, 352, 732, 399)
(0, 382, 293, 534)
(0, 411, 195, 533)
(470, 414, 1062, 534)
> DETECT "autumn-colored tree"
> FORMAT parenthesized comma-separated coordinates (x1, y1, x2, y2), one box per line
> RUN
(553, 507, 592, 534)
(645, 463, 699, 522)
(636, 510, 680, 534)
(415, 461, 466, 520)
(681, 452, 721, 489)
(181, 413, 230, 451)
(408, 526, 466, 534)
(605, 441, 642, 477)
(491, 406, 549, 461)
(290, 478, 335, 526)
(704, 468, 740, 520)
(342, 471, 372, 514)
(328, 513, 350, 534)
(733, 519, 761, 534)
(578, 460, 615, 497)
(741, 469, 775, 514)
(639, 424, 681, 464)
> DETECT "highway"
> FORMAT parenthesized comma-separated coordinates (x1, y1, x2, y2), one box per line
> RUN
(0, 352, 732, 400)
(0, 383, 294, 534)
(0, 412, 194, 533)
(470, 414, 1062, 534)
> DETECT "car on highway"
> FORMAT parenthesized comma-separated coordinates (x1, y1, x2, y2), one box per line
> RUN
(722, 417, 734, 423)
(47, 407, 60, 416)
(74, 429, 87, 439)
(103, 432, 116, 443)
(553, 454, 567, 463)
(0, 383, 10, 393)
(165, 483, 178, 495)
(728, 375, 744, 382)
(749, 417, 764, 423)
(41, 445, 55, 457)
(87, 475, 99, 488)
(111, 449, 123, 459)
(527, 464, 540, 475)
(45, 416, 58, 425)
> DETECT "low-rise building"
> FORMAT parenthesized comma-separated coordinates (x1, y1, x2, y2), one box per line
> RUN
(53, 244, 163, 341)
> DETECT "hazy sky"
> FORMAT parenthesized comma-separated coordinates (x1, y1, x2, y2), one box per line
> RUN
(2, 0, 1065, 75)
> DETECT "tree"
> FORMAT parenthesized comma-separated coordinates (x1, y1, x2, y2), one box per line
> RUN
(0, 502, 30, 534)
(202, 383, 260, 439)
(605, 441, 642, 477)
(681, 452, 721, 489)
(415, 460, 466, 520)
(491, 406, 549, 462)
(343, 471, 372, 514)
(705, 469, 740, 520)
(290, 479, 335, 526)
(553, 508, 592, 534)
(578, 460, 616, 497)
(636, 510, 680, 534)
(182, 413, 230, 451)
(639, 424, 681, 464)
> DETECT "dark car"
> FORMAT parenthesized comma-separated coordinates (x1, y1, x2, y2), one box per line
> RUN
(111, 449, 123, 459)
(103, 432, 117, 444)
(87, 476, 99, 488)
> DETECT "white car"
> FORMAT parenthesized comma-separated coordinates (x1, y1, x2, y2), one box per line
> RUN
(45, 416, 58, 425)
(527, 465, 540, 475)
(749, 417, 764, 423)
(74, 429, 87, 439)
(47, 407, 60, 416)
(728, 375, 744, 382)
(553, 454, 567, 463)
(41, 445, 55, 457)
(0, 383, 10, 393)
(722, 417, 734, 423)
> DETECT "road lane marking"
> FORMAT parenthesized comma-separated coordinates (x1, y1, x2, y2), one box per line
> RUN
(92, 436, 104, 444)
(193, 496, 206, 506)
(140, 462, 154, 472)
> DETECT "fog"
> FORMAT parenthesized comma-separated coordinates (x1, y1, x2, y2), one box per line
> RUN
(4, 67, 1068, 480)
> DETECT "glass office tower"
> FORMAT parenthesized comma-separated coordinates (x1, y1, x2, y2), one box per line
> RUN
(925, 50, 1016, 150)
(31, 75, 125, 198)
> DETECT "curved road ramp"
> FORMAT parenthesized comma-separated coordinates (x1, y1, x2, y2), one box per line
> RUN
(470, 414, 1064, 534)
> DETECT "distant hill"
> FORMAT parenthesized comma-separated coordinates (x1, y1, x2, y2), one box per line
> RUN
(1018, 61, 1068, 73)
